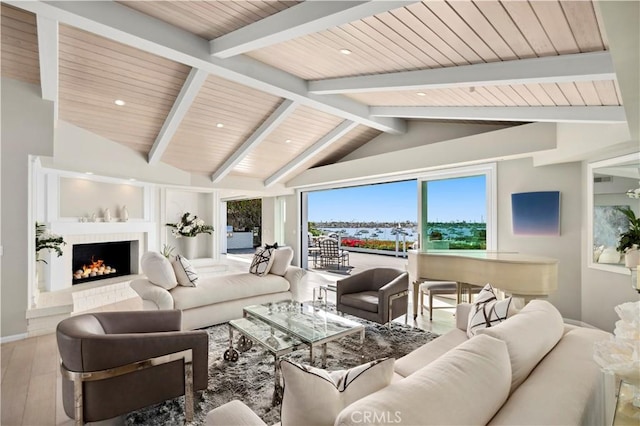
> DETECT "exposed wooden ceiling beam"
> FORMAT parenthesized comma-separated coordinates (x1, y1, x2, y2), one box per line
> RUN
(8, 0, 406, 135)
(369, 106, 627, 123)
(264, 120, 359, 187)
(148, 68, 208, 165)
(309, 52, 616, 94)
(212, 100, 298, 183)
(36, 15, 58, 120)
(598, 2, 639, 141)
(211, 1, 416, 59)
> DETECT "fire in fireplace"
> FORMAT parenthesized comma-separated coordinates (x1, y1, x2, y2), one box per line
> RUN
(72, 241, 136, 285)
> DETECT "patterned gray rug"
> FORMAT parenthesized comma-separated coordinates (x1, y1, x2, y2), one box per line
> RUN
(125, 313, 439, 425)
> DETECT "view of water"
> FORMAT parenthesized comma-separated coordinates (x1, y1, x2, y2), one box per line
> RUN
(318, 223, 486, 242)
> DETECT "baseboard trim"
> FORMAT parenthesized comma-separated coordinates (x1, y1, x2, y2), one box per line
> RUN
(1, 332, 28, 344)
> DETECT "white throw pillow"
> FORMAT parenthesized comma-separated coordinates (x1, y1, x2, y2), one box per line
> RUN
(172, 254, 198, 287)
(269, 247, 293, 276)
(141, 251, 178, 290)
(249, 247, 275, 276)
(467, 283, 513, 337)
(477, 299, 565, 392)
(335, 335, 511, 426)
(280, 358, 395, 426)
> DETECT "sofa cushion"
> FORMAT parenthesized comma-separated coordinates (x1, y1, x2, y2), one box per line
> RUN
(249, 247, 275, 276)
(488, 326, 612, 426)
(172, 255, 199, 287)
(281, 358, 395, 426)
(170, 273, 290, 310)
(340, 291, 379, 313)
(467, 284, 513, 337)
(269, 247, 293, 276)
(477, 299, 564, 392)
(336, 334, 511, 426)
(141, 251, 177, 290)
(394, 328, 468, 377)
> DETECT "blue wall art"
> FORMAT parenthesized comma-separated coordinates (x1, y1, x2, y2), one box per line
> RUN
(511, 191, 561, 236)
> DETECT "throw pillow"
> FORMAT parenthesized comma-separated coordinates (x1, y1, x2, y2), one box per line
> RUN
(249, 247, 275, 276)
(269, 247, 293, 276)
(467, 283, 513, 337)
(280, 358, 395, 426)
(172, 254, 199, 287)
(140, 251, 178, 290)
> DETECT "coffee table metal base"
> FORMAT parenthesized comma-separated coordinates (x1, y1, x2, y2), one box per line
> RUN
(227, 317, 304, 405)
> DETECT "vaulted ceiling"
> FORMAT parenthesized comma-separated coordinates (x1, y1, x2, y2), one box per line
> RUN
(0, 1, 628, 188)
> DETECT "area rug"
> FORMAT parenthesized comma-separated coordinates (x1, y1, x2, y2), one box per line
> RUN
(125, 312, 439, 425)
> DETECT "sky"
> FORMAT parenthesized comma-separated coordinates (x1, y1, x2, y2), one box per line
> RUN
(308, 176, 486, 223)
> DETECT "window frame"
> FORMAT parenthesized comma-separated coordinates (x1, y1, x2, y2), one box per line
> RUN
(417, 163, 497, 251)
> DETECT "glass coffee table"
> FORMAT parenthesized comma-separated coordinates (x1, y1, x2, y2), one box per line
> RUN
(225, 300, 365, 404)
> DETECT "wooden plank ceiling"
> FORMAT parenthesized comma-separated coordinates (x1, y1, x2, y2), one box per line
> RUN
(1, 4, 39, 85)
(0, 1, 624, 187)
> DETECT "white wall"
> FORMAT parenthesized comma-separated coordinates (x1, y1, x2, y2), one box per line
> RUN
(342, 121, 511, 161)
(1, 78, 54, 338)
(497, 158, 583, 321)
(581, 162, 640, 332)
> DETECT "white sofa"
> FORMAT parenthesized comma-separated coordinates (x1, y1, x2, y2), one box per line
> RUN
(207, 300, 613, 426)
(130, 249, 306, 330)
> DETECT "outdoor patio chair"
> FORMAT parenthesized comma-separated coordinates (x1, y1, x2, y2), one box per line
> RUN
(318, 238, 349, 269)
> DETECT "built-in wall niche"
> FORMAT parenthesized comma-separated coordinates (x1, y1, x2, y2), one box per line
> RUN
(164, 189, 216, 260)
(59, 177, 144, 221)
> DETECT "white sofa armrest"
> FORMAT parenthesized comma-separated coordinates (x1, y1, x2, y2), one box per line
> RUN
(284, 266, 306, 302)
(205, 400, 267, 426)
(130, 279, 174, 310)
(456, 303, 472, 331)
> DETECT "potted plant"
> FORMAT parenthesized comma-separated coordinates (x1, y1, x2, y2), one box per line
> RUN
(166, 213, 213, 259)
(616, 207, 640, 268)
(36, 222, 66, 263)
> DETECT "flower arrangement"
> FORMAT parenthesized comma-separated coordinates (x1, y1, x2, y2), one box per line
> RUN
(593, 301, 640, 387)
(166, 213, 213, 238)
(36, 222, 66, 263)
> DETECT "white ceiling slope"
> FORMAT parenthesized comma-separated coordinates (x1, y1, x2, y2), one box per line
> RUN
(1, 0, 635, 192)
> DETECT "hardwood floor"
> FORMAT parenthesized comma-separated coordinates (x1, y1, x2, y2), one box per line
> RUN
(1, 254, 456, 425)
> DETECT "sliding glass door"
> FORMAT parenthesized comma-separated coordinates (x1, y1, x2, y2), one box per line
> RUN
(418, 164, 496, 251)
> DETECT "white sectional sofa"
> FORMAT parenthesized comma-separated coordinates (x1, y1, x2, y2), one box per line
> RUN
(130, 249, 306, 330)
(207, 300, 613, 426)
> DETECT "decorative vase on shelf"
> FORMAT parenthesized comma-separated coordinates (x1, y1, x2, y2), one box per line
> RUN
(121, 205, 129, 222)
(180, 236, 198, 260)
(104, 208, 111, 223)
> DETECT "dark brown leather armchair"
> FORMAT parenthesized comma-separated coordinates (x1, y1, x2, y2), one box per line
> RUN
(336, 267, 409, 326)
(56, 310, 208, 424)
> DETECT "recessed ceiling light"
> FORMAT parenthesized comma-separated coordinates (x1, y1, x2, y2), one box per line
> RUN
(339, 49, 352, 55)
(114, 99, 126, 106)
(416, 92, 426, 97)
(85, 172, 94, 175)
(285, 139, 292, 144)
(128, 178, 136, 182)
(216, 123, 224, 128)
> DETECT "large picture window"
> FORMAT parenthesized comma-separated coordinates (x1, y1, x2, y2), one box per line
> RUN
(418, 164, 496, 251)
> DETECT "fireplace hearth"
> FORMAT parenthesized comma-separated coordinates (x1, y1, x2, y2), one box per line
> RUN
(72, 241, 138, 285)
